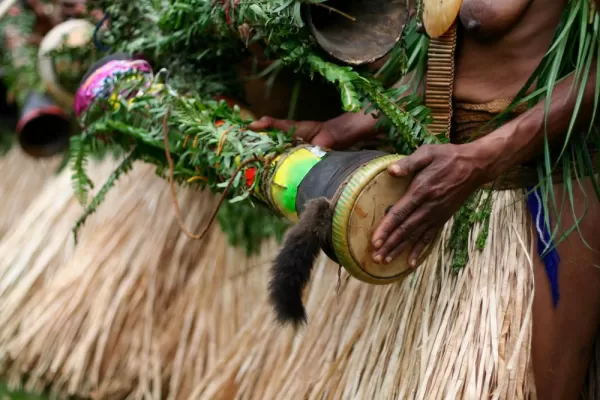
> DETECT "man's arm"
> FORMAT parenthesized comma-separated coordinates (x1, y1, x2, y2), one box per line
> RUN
(475, 66, 598, 182)
(249, 70, 424, 148)
(369, 64, 599, 265)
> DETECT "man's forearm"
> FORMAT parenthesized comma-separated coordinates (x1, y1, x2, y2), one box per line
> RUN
(475, 66, 598, 181)
(328, 110, 380, 147)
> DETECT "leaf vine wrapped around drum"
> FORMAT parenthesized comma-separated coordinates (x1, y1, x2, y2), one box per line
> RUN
(74, 55, 424, 326)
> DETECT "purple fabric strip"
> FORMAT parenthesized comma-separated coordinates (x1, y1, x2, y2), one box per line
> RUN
(74, 59, 153, 117)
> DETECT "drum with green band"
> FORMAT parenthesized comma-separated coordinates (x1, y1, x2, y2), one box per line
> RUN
(269, 146, 325, 222)
(265, 146, 427, 285)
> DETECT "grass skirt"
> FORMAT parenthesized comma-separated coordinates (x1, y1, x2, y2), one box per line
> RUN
(7, 163, 595, 398)
(188, 189, 537, 399)
(0, 148, 61, 238)
(0, 159, 275, 398)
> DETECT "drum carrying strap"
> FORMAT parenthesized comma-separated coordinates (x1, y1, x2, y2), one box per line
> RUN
(423, 24, 561, 306)
(424, 23, 457, 138)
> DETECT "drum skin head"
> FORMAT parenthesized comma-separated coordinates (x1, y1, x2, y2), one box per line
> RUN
(331, 154, 434, 285)
(348, 169, 413, 280)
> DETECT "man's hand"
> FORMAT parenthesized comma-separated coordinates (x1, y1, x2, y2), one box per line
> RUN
(248, 111, 379, 150)
(248, 117, 336, 148)
(372, 143, 491, 266)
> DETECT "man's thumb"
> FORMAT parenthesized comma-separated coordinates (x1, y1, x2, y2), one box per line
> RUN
(248, 116, 273, 131)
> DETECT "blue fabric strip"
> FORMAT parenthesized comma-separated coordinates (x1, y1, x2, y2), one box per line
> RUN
(526, 187, 560, 307)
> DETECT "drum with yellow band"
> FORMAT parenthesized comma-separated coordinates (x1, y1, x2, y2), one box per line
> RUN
(227, 101, 424, 284)
(263, 145, 425, 285)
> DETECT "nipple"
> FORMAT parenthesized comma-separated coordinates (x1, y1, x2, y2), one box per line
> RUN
(465, 18, 481, 31)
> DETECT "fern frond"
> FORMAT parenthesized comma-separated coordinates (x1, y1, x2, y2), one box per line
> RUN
(72, 149, 138, 243)
(69, 134, 95, 206)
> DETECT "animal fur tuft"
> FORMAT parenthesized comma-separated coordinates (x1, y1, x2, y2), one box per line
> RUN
(269, 197, 333, 328)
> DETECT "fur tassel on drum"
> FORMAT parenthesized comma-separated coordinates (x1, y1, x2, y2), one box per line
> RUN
(268, 197, 332, 327)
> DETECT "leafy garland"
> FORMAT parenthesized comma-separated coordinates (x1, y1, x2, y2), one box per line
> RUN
(72, 68, 294, 244)
(71, 1, 452, 259)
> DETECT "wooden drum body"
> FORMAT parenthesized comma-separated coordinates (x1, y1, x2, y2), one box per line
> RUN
(265, 146, 417, 284)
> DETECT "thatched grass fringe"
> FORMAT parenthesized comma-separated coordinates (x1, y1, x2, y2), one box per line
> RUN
(5, 158, 600, 398)
(0, 160, 274, 399)
(188, 190, 537, 400)
(0, 148, 61, 238)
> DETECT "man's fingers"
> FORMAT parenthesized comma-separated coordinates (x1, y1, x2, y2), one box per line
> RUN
(379, 220, 430, 265)
(372, 178, 428, 250)
(372, 197, 417, 251)
(372, 208, 429, 264)
(248, 116, 297, 133)
(407, 228, 437, 268)
(388, 146, 435, 177)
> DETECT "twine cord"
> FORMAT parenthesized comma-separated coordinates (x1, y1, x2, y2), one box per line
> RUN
(162, 106, 261, 241)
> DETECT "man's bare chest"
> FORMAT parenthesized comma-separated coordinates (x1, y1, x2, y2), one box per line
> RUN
(459, 0, 533, 38)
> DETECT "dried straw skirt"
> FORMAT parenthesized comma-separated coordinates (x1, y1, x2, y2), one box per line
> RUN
(5, 153, 599, 398)
(0, 143, 575, 397)
(188, 189, 537, 399)
(0, 148, 61, 238)
(0, 159, 276, 398)
(0, 152, 540, 398)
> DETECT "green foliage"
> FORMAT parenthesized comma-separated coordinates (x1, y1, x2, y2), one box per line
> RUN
(0, 132, 14, 156)
(88, 0, 309, 96)
(448, 190, 493, 271)
(303, 53, 364, 112)
(88, 0, 431, 136)
(0, 8, 42, 108)
(367, 19, 438, 153)
(376, 17, 429, 87)
(73, 1, 435, 254)
(69, 133, 95, 205)
(217, 200, 290, 254)
(0, 382, 47, 400)
(72, 149, 137, 242)
(366, 84, 440, 153)
(73, 69, 295, 244)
